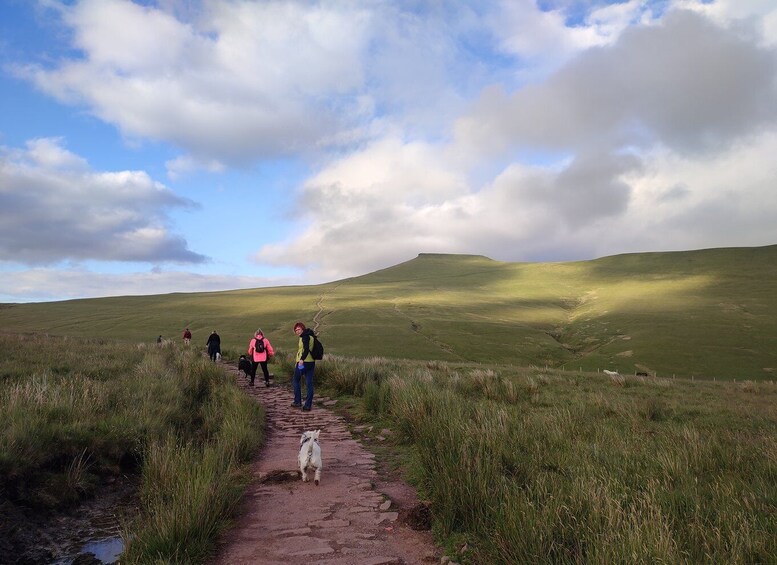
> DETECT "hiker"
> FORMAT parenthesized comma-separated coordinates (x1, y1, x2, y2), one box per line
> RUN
(248, 329, 275, 387)
(291, 322, 316, 411)
(206, 330, 221, 361)
(182, 327, 192, 345)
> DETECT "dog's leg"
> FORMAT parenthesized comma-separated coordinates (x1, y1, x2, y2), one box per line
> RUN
(314, 467, 321, 485)
(300, 454, 308, 482)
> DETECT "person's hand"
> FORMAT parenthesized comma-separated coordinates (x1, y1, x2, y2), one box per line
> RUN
(297, 361, 304, 368)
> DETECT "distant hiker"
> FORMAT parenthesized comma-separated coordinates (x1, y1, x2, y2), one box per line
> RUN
(248, 329, 275, 387)
(157, 335, 163, 345)
(182, 327, 192, 345)
(291, 322, 317, 411)
(206, 330, 221, 362)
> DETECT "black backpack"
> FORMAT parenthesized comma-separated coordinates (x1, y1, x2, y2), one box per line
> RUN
(311, 335, 324, 360)
(254, 338, 265, 354)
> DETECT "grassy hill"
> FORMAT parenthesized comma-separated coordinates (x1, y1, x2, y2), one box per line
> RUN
(1, 245, 776, 380)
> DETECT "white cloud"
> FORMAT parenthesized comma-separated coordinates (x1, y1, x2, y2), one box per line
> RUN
(0, 138, 204, 264)
(16, 1, 639, 169)
(620, 130, 777, 252)
(24, 137, 88, 170)
(456, 9, 777, 156)
(255, 6, 777, 278)
(0, 267, 280, 302)
(257, 125, 777, 280)
(17, 0, 376, 166)
(673, 0, 777, 45)
(5, 1, 777, 301)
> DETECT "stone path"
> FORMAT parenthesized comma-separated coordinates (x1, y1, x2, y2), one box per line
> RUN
(211, 365, 440, 565)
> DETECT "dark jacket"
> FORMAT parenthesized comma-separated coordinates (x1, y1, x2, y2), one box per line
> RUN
(206, 332, 221, 353)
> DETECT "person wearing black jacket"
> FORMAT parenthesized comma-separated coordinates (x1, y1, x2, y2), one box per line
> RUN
(206, 330, 221, 361)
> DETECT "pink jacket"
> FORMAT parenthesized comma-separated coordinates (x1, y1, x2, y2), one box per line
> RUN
(248, 335, 274, 362)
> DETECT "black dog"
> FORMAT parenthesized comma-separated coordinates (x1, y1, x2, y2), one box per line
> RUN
(238, 355, 254, 379)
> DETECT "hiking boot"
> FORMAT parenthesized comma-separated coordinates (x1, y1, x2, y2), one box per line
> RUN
(290, 402, 302, 408)
(302, 406, 311, 412)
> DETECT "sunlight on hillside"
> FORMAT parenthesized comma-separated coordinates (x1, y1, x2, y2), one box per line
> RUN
(1, 247, 775, 379)
(571, 275, 715, 318)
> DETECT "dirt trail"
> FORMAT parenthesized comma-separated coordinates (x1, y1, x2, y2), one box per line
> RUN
(211, 364, 440, 565)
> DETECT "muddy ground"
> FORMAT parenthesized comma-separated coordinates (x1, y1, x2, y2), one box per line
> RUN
(0, 475, 137, 565)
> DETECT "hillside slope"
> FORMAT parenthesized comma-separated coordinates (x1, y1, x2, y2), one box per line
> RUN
(1, 246, 775, 379)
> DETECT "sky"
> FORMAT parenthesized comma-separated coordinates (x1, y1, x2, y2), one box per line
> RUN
(1, 0, 776, 303)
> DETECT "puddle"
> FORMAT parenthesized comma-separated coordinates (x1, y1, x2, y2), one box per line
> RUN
(14, 476, 140, 564)
(52, 536, 124, 564)
(81, 537, 124, 562)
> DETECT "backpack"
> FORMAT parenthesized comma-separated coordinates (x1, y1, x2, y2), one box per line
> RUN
(254, 338, 265, 354)
(311, 335, 324, 360)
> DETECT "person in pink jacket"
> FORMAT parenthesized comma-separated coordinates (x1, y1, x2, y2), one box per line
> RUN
(248, 329, 274, 387)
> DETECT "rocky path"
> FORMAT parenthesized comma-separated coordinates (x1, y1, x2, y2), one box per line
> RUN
(211, 365, 440, 565)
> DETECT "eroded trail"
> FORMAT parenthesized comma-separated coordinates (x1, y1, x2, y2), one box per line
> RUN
(212, 365, 439, 565)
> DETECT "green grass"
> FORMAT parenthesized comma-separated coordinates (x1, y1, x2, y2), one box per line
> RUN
(2, 318, 776, 563)
(0, 333, 264, 563)
(1, 245, 776, 379)
(320, 356, 777, 564)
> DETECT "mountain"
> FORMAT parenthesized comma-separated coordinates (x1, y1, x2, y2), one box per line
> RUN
(1, 246, 776, 380)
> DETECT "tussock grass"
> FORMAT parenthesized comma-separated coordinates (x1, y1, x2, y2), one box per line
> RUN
(323, 355, 777, 564)
(0, 333, 264, 562)
(120, 347, 263, 563)
(121, 436, 245, 564)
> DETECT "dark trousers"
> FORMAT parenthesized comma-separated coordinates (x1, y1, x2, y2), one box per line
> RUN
(251, 360, 270, 385)
(292, 362, 315, 409)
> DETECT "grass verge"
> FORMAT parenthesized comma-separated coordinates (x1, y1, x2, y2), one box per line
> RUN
(317, 356, 777, 564)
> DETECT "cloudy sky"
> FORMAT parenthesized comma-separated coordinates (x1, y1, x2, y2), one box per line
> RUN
(1, 0, 776, 302)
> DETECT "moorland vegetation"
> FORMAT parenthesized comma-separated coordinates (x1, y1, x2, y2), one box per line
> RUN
(1, 245, 775, 380)
(2, 333, 774, 563)
(327, 354, 776, 563)
(0, 333, 262, 563)
(1, 245, 776, 563)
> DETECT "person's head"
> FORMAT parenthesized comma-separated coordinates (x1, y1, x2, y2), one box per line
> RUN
(293, 322, 305, 335)
(255, 329, 263, 337)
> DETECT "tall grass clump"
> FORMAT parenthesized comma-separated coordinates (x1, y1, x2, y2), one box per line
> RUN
(121, 348, 263, 563)
(323, 356, 391, 396)
(120, 437, 244, 563)
(326, 356, 777, 564)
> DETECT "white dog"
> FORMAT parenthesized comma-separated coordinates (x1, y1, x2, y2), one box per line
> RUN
(298, 430, 322, 485)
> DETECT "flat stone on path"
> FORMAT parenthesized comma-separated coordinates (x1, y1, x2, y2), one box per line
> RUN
(211, 368, 439, 565)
